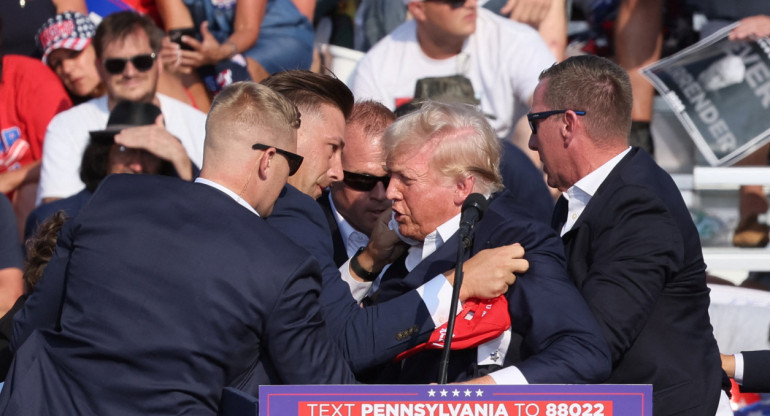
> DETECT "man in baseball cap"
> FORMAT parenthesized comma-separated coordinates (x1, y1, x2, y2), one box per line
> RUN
(36, 11, 105, 103)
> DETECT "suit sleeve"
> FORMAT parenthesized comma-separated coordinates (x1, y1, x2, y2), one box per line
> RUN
(503, 223, 611, 384)
(264, 257, 357, 384)
(11, 218, 78, 352)
(267, 198, 434, 373)
(740, 350, 770, 392)
(579, 186, 683, 364)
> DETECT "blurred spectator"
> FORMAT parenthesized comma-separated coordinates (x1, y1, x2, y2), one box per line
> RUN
(36, 11, 106, 105)
(0, 15, 73, 237)
(613, 0, 661, 155)
(156, 0, 313, 83)
(25, 101, 183, 240)
(37, 11, 206, 204)
(0, 0, 86, 58)
(726, 14, 770, 248)
(351, 0, 556, 167)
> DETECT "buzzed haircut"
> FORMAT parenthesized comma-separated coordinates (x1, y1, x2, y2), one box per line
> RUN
(539, 55, 633, 141)
(349, 100, 396, 138)
(93, 11, 164, 59)
(261, 70, 354, 120)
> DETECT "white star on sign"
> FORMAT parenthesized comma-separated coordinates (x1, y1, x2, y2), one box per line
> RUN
(464, 389, 472, 397)
(475, 389, 484, 397)
(452, 389, 460, 397)
(440, 389, 448, 397)
(428, 389, 436, 397)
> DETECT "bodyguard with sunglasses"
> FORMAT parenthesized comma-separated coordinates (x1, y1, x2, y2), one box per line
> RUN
(319, 101, 395, 276)
(528, 56, 727, 415)
(38, 11, 207, 204)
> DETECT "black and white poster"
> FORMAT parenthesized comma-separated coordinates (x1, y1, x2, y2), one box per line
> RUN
(642, 23, 770, 166)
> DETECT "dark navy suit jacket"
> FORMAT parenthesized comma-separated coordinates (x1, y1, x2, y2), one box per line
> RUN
(0, 175, 355, 416)
(24, 188, 93, 241)
(741, 350, 770, 392)
(317, 190, 349, 267)
(267, 184, 435, 373)
(553, 148, 723, 415)
(376, 188, 611, 384)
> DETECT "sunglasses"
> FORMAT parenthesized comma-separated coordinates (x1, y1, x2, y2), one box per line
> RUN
(103, 53, 157, 75)
(424, 0, 467, 9)
(527, 110, 586, 135)
(252, 143, 304, 176)
(343, 171, 390, 192)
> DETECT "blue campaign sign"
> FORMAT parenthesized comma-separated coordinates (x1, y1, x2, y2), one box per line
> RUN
(260, 384, 652, 416)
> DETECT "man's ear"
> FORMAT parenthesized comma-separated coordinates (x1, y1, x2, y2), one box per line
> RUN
(408, 1, 427, 21)
(562, 110, 581, 148)
(453, 175, 475, 206)
(258, 148, 276, 180)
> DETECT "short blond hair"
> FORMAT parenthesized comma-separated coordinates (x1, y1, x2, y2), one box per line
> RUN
(205, 81, 300, 152)
(384, 101, 503, 195)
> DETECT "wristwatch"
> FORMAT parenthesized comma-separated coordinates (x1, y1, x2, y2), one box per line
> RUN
(350, 247, 379, 282)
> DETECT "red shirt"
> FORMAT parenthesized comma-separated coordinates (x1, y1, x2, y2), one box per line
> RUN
(0, 55, 71, 181)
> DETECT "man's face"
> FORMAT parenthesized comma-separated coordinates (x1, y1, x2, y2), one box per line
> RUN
(289, 103, 345, 199)
(527, 79, 572, 192)
(48, 44, 101, 98)
(97, 28, 159, 106)
(107, 144, 162, 175)
(386, 142, 460, 242)
(330, 123, 391, 236)
(418, 0, 478, 40)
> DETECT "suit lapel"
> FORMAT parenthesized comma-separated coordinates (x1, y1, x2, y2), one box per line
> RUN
(561, 148, 638, 241)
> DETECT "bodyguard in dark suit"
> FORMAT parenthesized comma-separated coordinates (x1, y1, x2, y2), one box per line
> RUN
(320, 100, 395, 269)
(368, 101, 611, 385)
(0, 82, 355, 415)
(262, 71, 524, 375)
(528, 55, 724, 415)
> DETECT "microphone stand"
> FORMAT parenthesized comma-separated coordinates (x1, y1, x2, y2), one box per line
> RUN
(437, 232, 473, 384)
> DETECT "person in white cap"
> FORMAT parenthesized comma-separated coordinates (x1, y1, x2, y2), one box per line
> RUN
(36, 11, 105, 105)
(351, 0, 556, 162)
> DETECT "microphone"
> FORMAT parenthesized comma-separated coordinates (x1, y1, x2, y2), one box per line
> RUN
(437, 193, 488, 384)
(458, 193, 488, 246)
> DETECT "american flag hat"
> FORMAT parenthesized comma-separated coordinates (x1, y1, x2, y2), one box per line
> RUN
(36, 11, 97, 65)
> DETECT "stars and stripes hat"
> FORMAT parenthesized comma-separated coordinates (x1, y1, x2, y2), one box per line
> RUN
(36, 12, 97, 65)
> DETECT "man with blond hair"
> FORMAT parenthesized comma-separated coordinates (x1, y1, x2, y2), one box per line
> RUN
(368, 101, 610, 384)
(0, 82, 355, 415)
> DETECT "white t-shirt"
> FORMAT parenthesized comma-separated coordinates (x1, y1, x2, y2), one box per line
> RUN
(351, 7, 556, 139)
(38, 94, 207, 202)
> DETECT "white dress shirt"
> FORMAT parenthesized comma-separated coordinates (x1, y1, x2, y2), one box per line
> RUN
(194, 178, 259, 216)
(561, 147, 631, 236)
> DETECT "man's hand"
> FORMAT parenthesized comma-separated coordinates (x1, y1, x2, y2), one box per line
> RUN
(160, 37, 186, 74)
(350, 209, 407, 282)
(453, 375, 496, 385)
(729, 15, 770, 41)
(500, 0, 552, 27)
(443, 243, 528, 301)
(113, 115, 194, 180)
(179, 21, 231, 68)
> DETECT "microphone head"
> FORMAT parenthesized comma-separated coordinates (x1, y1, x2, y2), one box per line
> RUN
(462, 193, 488, 221)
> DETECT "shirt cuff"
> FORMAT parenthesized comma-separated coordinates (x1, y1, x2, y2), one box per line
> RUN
(734, 352, 744, 385)
(488, 366, 529, 385)
(339, 258, 374, 303)
(416, 274, 455, 327)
